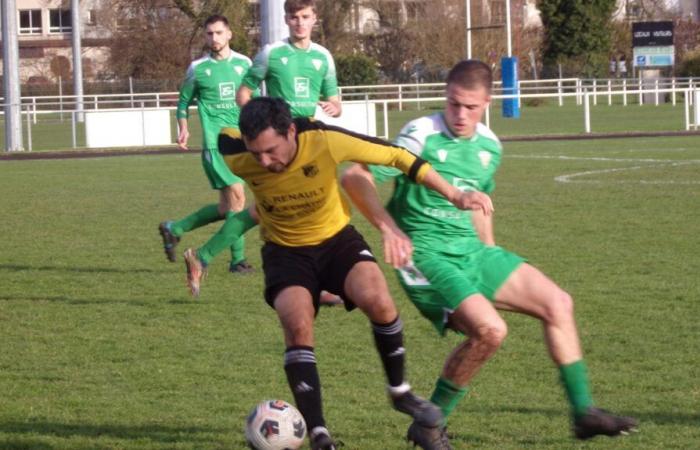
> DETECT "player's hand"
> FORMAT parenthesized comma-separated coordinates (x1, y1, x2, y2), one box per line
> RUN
(177, 129, 190, 150)
(318, 101, 340, 117)
(452, 190, 494, 215)
(380, 223, 413, 268)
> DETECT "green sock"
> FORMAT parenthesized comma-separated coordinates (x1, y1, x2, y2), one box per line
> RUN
(430, 377, 469, 420)
(197, 209, 257, 265)
(559, 360, 594, 418)
(230, 235, 246, 265)
(171, 204, 221, 236)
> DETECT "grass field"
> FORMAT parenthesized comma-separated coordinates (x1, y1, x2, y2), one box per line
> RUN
(1, 97, 695, 151)
(1, 135, 699, 449)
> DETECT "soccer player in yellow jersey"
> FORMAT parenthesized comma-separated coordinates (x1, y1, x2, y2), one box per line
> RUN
(183, 97, 493, 450)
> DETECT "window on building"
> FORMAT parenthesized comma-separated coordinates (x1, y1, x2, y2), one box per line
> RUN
(49, 9, 72, 33)
(19, 9, 42, 34)
(490, 0, 506, 24)
(87, 9, 97, 26)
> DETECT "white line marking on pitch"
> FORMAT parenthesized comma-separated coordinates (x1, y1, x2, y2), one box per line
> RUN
(507, 154, 700, 185)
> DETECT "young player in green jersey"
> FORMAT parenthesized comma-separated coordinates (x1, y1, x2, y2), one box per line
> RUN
(236, 0, 342, 118)
(239, 0, 344, 306)
(159, 14, 253, 274)
(184, 97, 499, 449)
(341, 60, 638, 442)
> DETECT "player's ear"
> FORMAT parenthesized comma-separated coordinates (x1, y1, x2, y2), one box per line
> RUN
(287, 123, 297, 141)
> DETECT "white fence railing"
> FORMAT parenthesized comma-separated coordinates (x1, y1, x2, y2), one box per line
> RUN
(3, 77, 699, 118)
(2, 78, 699, 151)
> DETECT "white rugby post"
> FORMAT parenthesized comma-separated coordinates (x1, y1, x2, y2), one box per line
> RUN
(465, 0, 472, 59)
(71, 0, 84, 122)
(261, 0, 289, 45)
(2, 0, 24, 151)
(506, 0, 512, 57)
(260, 0, 289, 97)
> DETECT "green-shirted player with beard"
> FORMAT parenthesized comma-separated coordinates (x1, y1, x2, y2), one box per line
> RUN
(159, 14, 255, 274)
(342, 60, 638, 444)
(236, 0, 342, 119)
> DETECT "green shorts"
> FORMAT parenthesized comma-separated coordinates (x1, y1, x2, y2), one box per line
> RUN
(201, 147, 243, 190)
(396, 245, 524, 335)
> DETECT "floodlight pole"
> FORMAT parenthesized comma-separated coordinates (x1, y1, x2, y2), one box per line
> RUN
(71, 0, 84, 122)
(465, 0, 472, 59)
(2, 0, 24, 151)
(261, 0, 289, 46)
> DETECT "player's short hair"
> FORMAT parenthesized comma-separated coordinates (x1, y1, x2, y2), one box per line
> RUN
(204, 14, 230, 29)
(446, 60, 493, 93)
(240, 97, 293, 141)
(285, 0, 316, 14)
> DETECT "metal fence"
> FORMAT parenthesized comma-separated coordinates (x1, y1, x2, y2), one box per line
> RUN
(2, 77, 699, 152)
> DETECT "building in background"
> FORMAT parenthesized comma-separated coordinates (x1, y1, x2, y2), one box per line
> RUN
(1, 0, 697, 85)
(0, 0, 111, 84)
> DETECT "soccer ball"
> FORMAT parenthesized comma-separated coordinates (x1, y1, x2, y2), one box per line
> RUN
(245, 399, 307, 450)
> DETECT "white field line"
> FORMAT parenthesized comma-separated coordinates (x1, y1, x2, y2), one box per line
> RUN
(506, 154, 700, 185)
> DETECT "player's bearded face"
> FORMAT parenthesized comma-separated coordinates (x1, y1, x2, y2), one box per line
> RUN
(286, 7, 316, 41)
(444, 84, 490, 138)
(245, 126, 298, 173)
(205, 22, 232, 54)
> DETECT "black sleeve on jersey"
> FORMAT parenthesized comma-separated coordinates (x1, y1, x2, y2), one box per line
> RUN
(297, 117, 403, 149)
(408, 157, 428, 182)
(218, 133, 247, 155)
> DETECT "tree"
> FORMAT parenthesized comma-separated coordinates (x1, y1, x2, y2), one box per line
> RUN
(315, 0, 356, 54)
(539, 0, 617, 77)
(171, 0, 253, 54)
(335, 54, 378, 85)
(103, 0, 252, 84)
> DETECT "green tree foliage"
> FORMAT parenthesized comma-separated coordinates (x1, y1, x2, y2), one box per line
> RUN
(335, 54, 379, 86)
(315, 0, 356, 54)
(539, 0, 617, 77)
(171, 0, 253, 55)
(104, 0, 253, 82)
(678, 49, 700, 77)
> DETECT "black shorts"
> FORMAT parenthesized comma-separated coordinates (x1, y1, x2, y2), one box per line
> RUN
(261, 225, 377, 312)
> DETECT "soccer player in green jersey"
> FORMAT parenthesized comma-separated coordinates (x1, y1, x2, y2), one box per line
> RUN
(341, 60, 638, 442)
(185, 97, 499, 449)
(236, 0, 342, 118)
(159, 14, 253, 274)
(237, 0, 344, 306)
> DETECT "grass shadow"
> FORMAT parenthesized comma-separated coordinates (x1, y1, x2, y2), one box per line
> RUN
(0, 263, 166, 275)
(0, 420, 224, 445)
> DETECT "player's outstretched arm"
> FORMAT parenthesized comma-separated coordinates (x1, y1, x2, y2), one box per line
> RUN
(341, 164, 412, 268)
(420, 169, 494, 215)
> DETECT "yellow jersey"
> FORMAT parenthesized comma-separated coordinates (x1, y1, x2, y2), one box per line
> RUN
(219, 118, 431, 246)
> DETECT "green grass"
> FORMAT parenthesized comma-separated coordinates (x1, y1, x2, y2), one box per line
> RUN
(376, 99, 692, 139)
(1, 136, 699, 449)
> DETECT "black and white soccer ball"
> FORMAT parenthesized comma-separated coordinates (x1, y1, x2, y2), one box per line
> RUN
(245, 399, 306, 450)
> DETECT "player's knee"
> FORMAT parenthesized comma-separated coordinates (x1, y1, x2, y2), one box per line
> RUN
(544, 290, 575, 324)
(283, 321, 314, 346)
(474, 320, 508, 350)
(359, 292, 397, 323)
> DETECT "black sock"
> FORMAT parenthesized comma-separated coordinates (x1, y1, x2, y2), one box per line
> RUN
(372, 316, 406, 387)
(284, 346, 325, 431)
